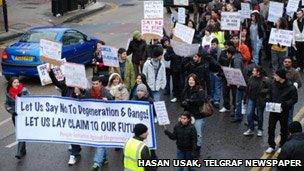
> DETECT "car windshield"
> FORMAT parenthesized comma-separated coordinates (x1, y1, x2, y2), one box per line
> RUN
(19, 31, 57, 43)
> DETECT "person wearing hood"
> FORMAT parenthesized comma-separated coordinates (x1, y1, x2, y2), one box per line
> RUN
(5, 77, 29, 159)
(129, 74, 153, 100)
(131, 83, 153, 103)
(265, 69, 298, 154)
(127, 30, 147, 76)
(107, 73, 129, 101)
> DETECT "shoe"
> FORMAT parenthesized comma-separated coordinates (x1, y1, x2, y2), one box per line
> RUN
(171, 98, 177, 102)
(265, 147, 275, 154)
(154, 117, 158, 124)
(277, 148, 281, 154)
(219, 107, 230, 113)
(68, 144, 72, 152)
(68, 155, 76, 166)
(15, 142, 26, 159)
(257, 130, 263, 137)
(91, 163, 100, 171)
(231, 118, 242, 123)
(102, 159, 109, 166)
(243, 129, 254, 136)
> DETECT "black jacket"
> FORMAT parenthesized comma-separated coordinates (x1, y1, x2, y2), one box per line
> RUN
(181, 87, 206, 119)
(49, 69, 75, 97)
(277, 133, 304, 171)
(164, 122, 197, 151)
(127, 39, 147, 64)
(247, 76, 270, 106)
(164, 47, 182, 73)
(132, 136, 156, 171)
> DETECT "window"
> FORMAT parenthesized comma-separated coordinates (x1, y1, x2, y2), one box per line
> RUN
(62, 30, 85, 46)
(19, 31, 57, 43)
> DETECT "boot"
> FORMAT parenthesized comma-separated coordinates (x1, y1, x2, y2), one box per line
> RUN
(15, 142, 26, 159)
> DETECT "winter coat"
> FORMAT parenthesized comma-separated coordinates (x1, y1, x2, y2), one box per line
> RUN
(127, 39, 147, 64)
(132, 95, 154, 104)
(181, 87, 206, 119)
(88, 87, 114, 100)
(5, 87, 29, 114)
(142, 59, 167, 91)
(285, 68, 302, 89)
(164, 122, 197, 151)
(109, 58, 135, 90)
(107, 84, 129, 100)
(49, 69, 74, 97)
(247, 76, 270, 106)
(292, 19, 304, 44)
(164, 47, 182, 73)
(129, 84, 153, 100)
(236, 43, 251, 65)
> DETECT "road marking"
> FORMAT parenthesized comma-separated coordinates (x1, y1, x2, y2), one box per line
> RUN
(0, 118, 11, 126)
(5, 141, 18, 148)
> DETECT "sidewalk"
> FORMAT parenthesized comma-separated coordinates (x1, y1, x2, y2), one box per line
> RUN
(0, 0, 107, 42)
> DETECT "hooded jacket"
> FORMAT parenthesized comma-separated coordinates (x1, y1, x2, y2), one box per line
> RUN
(181, 87, 206, 119)
(127, 39, 147, 64)
(142, 58, 167, 91)
(5, 87, 29, 114)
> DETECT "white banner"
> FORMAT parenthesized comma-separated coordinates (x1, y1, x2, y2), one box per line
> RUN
(144, 1, 163, 19)
(100, 46, 119, 67)
(141, 19, 164, 38)
(268, 2, 284, 23)
(222, 67, 246, 87)
(171, 40, 200, 57)
(174, 23, 195, 44)
(16, 96, 156, 149)
(37, 64, 52, 86)
(221, 12, 241, 31)
(268, 28, 293, 47)
(178, 7, 186, 24)
(40, 39, 62, 60)
(62, 62, 88, 89)
(154, 101, 170, 125)
(241, 3, 251, 19)
(286, 0, 299, 14)
(174, 0, 189, 6)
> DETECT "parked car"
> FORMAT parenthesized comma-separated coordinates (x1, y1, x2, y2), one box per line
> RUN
(1, 27, 99, 81)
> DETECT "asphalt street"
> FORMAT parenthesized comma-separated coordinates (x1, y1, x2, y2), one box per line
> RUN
(0, 1, 304, 171)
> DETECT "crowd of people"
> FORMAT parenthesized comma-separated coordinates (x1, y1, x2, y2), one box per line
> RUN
(4, 0, 304, 170)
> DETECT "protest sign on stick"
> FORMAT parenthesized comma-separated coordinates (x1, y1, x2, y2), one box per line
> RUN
(286, 0, 299, 15)
(173, 23, 195, 44)
(171, 40, 200, 57)
(268, 28, 293, 47)
(241, 3, 251, 19)
(144, 1, 163, 19)
(221, 12, 241, 31)
(100, 46, 119, 67)
(141, 19, 164, 40)
(222, 67, 246, 87)
(154, 101, 170, 126)
(268, 2, 284, 23)
(16, 96, 157, 149)
(62, 62, 87, 89)
(174, 0, 189, 6)
(40, 39, 62, 65)
(178, 7, 186, 24)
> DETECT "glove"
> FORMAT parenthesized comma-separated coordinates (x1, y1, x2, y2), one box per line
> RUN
(293, 82, 299, 90)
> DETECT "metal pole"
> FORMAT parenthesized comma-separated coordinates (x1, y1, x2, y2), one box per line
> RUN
(3, 0, 8, 32)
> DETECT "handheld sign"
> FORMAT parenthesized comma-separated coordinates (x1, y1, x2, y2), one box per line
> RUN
(173, 23, 195, 44)
(222, 67, 246, 87)
(286, 0, 299, 15)
(171, 40, 200, 57)
(144, 1, 163, 19)
(100, 46, 119, 67)
(141, 19, 164, 40)
(40, 39, 62, 64)
(37, 63, 52, 86)
(268, 28, 293, 47)
(62, 62, 88, 89)
(178, 7, 186, 24)
(268, 2, 283, 23)
(265, 102, 282, 113)
(174, 0, 189, 6)
(240, 3, 251, 19)
(221, 12, 241, 31)
(154, 101, 170, 125)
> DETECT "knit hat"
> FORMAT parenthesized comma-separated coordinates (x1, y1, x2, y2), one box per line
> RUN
(288, 121, 303, 134)
(137, 84, 147, 94)
(275, 69, 286, 80)
(133, 123, 148, 137)
(108, 73, 121, 83)
(132, 30, 141, 40)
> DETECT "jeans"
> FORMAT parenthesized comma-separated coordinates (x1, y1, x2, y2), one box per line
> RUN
(288, 105, 294, 125)
(70, 145, 81, 157)
(234, 89, 244, 120)
(295, 41, 304, 69)
(268, 111, 289, 148)
(93, 147, 107, 166)
(152, 91, 160, 102)
(193, 118, 205, 147)
(251, 38, 263, 65)
(172, 71, 182, 99)
(210, 73, 222, 104)
(222, 79, 236, 110)
(176, 150, 194, 171)
(246, 99, 265, 130)
(271, 50, 287, 71)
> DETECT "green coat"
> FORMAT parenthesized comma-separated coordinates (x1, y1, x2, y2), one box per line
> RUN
(110, 58, 135, 91)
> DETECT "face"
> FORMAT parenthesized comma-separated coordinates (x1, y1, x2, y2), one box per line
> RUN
(180, 115, 190, 125)
(119, 52, 127, 60)
(232, 36, 239, 44)
(251, 15, 256, 21)
(205, 30, 211, 36)
(112, 77, 120, 86)
(139, 132, 148, 139)
(96, 43, 103, 51)
(209, 19, 216, 26)
(296, 11, 303, 19)
(193, 55, 201, 63)
(211, 43, 218, 49)
(241, 29, 247, 36)
(12, 79, 20, 88)
(224, 44, 229, 50)
(226, 52, 232, 59)
(252, 68, 259, 77)
(226, 4, 233, 11)
(206, 15, 211, 21)
(187, 21, 194, 28)
(136, 76, 143, 84)
(92, 81, 101, 89)
(137, 90, 146, 98)
(283, 59, 292, 68)
(74, 87, 81, 95)
(188, 77, 196, 87)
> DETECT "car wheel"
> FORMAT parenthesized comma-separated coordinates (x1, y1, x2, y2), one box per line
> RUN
(4, 76, 11, 81)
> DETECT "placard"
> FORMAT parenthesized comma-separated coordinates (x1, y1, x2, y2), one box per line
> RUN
(144, 1, 163, 19)
(40, 39, 62, 60)
(16, 96, 156, 149)
(222, 67, 246, 86)
(61, 62, 88, 89)
(221, 12, 241, 31)
(241, 3, 251, 19)
(178, 7, 186, 24)
(174, 0, 189, 6)
(173, 23, 195, 44)
(268, 2, 284, 23)
(265, 102, 282, 113)
(37, 64, 52, 86)
(154, 101, 170, 125)
(100, 46, 119, 67)
(171, 40, 200, 57)
(268, 28, 293, 47)
(286, 0, 299, 14)
(141, 19, 164, 39)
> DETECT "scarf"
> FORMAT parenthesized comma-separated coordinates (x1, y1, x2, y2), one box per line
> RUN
(90, 87, 102, 99)
(8, 84, 24, 99)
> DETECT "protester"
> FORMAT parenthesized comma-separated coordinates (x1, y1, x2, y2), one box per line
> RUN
(292, 9, 304, 72)
(161, 37, 172, 96)
(107, 73, 129, 101)
(127, 30, 147, 76)
(5, 77, 29, 159)
(109, 48, 135, 90)
(93, 40, 110, 81)
(201, 28, 215, 52)
(129, 74, 153, 100)
(231, 33, 251, 66)
(181, 74, 207, 158)
(266, 69, 298, 154)
(164, 111, 197, 171)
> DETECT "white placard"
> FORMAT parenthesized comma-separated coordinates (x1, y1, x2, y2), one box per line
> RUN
(222, 67, 246, 87)
(171, 40, 200, 57)
(144, 1, 163, 19)
(16, 96, 156, 149)
(174, 23, 195, 44)
(37, 64, 52, 86)
(221, 12, 241, 31)
(100, 46, 119, 67)
(268, 28, 293, 47)
(286, 0, 299, 14)
(62, 62, 87, 89)
(241, 3, 251, 19)
(141, 19, 164, 38)
(178, 7, 186, 24)
(268, 2, 284, 23)
(174, 0, 189, 6)
(40, 39, 62, 60)
(265, 102, 282, 113)
(154, 101, 170, 125)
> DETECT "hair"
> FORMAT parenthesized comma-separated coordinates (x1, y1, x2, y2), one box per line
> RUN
(180, 111, 191, 121)
(185, 74, 201, 90)
(251, 12, 263, 25)
(224, 40, 234, 47)
(152, 45, 164, 58)
(187, 19, 196, 29)
(108, 74, 122, 87)
(297, 8, 303, 13)
(226, 46, 236, 55)
(6, 77, 19, 92)
(92, 76, 101, 82)
(288, 121, 303, 134)
(277, 17, 288, 29)
(118, 48, 126, 54)
(211, 38, 219, 44)
(253, 66, 267, 76)
(283, 56, 293, 63)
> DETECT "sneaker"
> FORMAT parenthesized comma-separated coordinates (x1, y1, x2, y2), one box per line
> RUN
(171, 98, 177, 102)
(68, 145, 72, 152)
(154, 117, 158, 123)
(276, 148, 281, 154)
(213, 102, 220, 109)
(68, 155, 76, 166)
(219, 107, 230, 113)
(265, 147, 275, 154)
(243, 129, 254, 136)
(257, 130, 263, 137)
(91, 163, 100, 171)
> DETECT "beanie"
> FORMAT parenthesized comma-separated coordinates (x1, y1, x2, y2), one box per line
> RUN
(133, 123, 148, 137)
(275, 69, 287, 80)
(132, 30, 141, 40)
(108, 73, 121, 83)
(137, 84, 148, 94)
(288, 121, 303, 134)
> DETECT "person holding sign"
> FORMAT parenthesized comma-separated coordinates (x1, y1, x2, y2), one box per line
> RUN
(93, 40, 110, 81)
(164, 111, 197, 171)
(5, 77, 29, 159)
(107, 73, 129, 101)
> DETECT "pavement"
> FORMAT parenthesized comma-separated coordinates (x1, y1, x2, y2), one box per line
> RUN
(0, 0, 107, 42)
